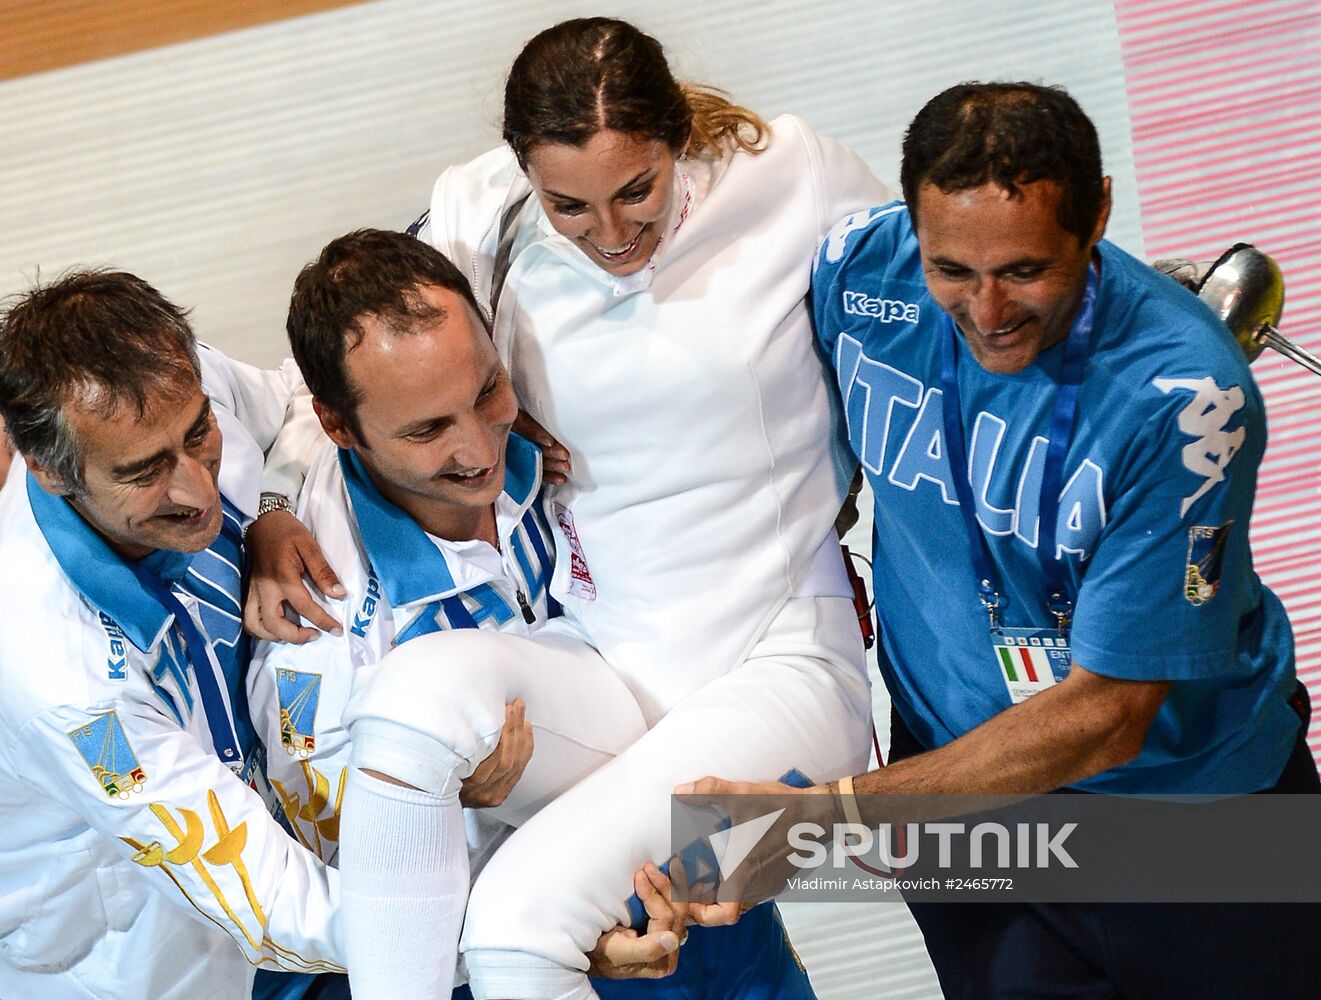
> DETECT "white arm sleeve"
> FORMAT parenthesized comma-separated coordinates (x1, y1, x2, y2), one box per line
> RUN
(19, 700, 346, 972)
(197, 343, 305, 454)
(195, 342, 324, 501)
(248, 627, 355, 868)
(427, 147, 530, 317)
(259, 381, 323, 502)
(801, 122, 896, 246)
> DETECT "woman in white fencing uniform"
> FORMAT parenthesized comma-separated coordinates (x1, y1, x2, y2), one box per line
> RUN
(252, 17, 889, 999)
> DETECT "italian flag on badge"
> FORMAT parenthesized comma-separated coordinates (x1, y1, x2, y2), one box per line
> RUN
(993, 629, 1070, 704)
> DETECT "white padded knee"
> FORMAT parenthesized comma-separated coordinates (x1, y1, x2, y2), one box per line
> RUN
(344, 628, 647, 800)
(343, 629, 531, 794)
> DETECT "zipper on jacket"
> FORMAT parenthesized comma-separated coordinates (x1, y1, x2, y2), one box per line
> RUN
(515, 588, 535, 625)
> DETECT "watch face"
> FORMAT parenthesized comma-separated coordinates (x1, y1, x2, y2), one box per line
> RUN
(257, 493, 294, 517)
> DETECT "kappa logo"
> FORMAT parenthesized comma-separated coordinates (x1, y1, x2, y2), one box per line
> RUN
(842, 291, 920, 324)
(349, 574, 383, 638)
(1153, 376, 1247, 515)
(99, 611, 129, 681)
(1185, 521, 1233, 606)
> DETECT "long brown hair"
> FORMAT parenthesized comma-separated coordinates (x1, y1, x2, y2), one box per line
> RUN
(502, 17, 767, 168)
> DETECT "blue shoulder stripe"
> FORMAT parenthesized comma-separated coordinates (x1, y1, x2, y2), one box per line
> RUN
(510, 529, 541, 600)
(340, 448, 458, 605)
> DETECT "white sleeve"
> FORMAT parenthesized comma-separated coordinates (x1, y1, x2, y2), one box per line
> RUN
(248, 627, 356, 868)
(259, 382, 324, 501)
(196, 342, 326, 501)
(428, 159, 484, 265)
(428, 146, 530, 315)
(19, 699, 346, 972)
(429, 162, 492, 313)
(197, 343, 305, 455)
(799, 120, 896, 246)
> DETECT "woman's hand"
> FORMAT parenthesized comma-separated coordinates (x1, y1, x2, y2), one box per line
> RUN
(243, 509, 345, 643)
(513, 410, 571, 485)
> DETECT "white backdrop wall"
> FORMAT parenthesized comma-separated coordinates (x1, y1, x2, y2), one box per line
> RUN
(0, 0, 1140, 368)
(0, 3, 1147, 997)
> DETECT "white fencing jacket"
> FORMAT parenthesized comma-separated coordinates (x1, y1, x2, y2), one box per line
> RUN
(422, 116, 891, 721)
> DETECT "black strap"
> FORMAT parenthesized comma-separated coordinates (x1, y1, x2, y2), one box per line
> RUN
(490, 192, 532, 316)
(1196, 242, 1253, 294)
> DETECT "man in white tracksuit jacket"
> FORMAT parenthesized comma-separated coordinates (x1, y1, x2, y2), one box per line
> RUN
(0, 273, 345, 1000)
(248, 426, 558, 874)
(254, 227, 825, 999)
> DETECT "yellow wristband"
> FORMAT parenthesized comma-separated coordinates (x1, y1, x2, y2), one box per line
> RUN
(838, 773, 864, 828)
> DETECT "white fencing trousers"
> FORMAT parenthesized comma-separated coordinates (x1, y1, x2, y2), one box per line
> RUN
(343, 596, 872, 999)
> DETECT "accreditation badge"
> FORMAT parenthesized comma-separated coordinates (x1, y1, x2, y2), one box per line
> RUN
(992, 627, 1071, 704)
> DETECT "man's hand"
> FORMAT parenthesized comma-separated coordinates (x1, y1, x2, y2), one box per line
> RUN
(460, 700, 534, 808)
(513, 411, 571, 486)
(671, 778, 839, 911)
(243, 509, 345, 643)
(588, 864, 682, 979)
(666, 856, 743, 929)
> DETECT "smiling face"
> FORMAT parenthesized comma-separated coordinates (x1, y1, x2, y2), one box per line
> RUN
(316, 283, 518, 542)
(30, 381, 223, 560)
(914, 178, 1110, 374)
(525, 129, 677, 276)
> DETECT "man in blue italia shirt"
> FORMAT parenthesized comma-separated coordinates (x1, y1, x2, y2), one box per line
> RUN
(693, 82, 1319, 999)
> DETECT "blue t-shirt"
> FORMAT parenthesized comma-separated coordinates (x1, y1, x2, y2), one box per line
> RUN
(813, 202, 1298, 793)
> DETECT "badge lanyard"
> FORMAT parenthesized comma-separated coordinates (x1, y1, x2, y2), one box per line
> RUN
(938, 265, 1099, 635)
(128, 564, 245, 772)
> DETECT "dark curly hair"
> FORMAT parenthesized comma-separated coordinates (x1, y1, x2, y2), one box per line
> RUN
(502, 17, 766, 168)
(0, 270, 200, 492)
(286, 228, 484, 442)
(900, 82, 1105, 243)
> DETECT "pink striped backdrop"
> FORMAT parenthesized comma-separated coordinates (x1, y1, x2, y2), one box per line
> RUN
(1117, 0, 1321, 759)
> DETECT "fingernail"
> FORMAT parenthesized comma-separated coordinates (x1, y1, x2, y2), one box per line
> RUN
(674, 782, 694, 794)
(329, 585, 346, 598)
(330, 626, 344, 636)
(660, 933, 678, 953)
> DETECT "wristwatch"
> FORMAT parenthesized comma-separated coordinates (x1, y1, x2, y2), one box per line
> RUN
(255, 492, 295, 519)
